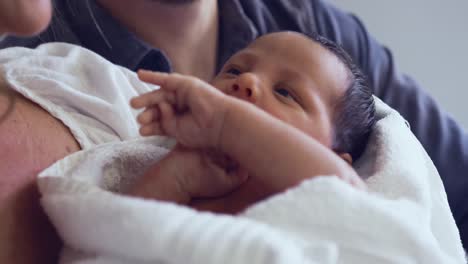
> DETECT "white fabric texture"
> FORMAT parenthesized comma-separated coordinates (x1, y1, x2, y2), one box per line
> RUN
(0, 43, 156, 149)
(37, 97, 466, 263)
(0, 43, 464, 263)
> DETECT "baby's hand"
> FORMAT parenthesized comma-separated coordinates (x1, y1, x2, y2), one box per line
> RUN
(130, 70, 229, 150)
(126, 145, 248, 204)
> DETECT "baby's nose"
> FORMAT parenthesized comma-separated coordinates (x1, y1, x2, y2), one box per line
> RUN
(228, 73, 260, 103)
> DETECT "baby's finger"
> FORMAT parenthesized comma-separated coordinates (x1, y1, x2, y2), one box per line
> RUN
(131, 93, 152, 109)
(130, 90, 174, 109)
(139, 70, 197, 94)
(140, 123, 165, 136)
(138, 70, 169, 87)
(137, 107, 160, 125)
(159, 101, 177, 136)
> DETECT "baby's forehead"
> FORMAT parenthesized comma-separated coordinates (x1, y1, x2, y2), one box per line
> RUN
(245, 32, 344, 69)
(248, 32, 324, 54)
(245, 33, 348, 80)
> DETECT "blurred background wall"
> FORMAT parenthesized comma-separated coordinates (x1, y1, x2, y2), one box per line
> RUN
(332, 0, 468, 129)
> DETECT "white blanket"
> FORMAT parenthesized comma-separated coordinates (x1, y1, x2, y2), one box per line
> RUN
(37, 98, 465, 263)
(0, 43, 464, 263)
(0, 43, 156, 149)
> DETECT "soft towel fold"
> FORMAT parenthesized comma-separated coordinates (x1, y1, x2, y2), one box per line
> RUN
(0, 43, 156, 149)
(38, 98, 466, 263)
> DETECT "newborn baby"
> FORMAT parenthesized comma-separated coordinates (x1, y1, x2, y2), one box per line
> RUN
(128, 31, 375, 213)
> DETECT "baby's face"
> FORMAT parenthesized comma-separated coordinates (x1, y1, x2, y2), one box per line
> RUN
(212, 32, 350, 147)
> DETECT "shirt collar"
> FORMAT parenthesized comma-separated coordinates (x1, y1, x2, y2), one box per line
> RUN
(217, 0, 258, 70)
(60, 0, 258, 73)
(62, 0, 161, 71)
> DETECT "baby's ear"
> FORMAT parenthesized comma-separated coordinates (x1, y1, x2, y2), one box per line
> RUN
(338, 153, 353, 165)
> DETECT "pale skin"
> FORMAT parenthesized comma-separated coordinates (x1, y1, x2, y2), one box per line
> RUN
(0, 1, 217, 263)
(129, 32, 366, 213)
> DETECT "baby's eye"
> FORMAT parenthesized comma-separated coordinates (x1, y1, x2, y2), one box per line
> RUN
(225, 67, 242, 76)
(275, 88, 295, 100)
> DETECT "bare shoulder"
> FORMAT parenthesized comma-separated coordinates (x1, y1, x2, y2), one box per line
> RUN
(0, 85, 80, 263)
(0, 84, 81, 178)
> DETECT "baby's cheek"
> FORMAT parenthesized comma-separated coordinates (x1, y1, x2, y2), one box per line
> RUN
(302, 118, 334, 148)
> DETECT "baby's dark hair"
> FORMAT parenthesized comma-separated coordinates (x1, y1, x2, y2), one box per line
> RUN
(305, 31, 376, 161)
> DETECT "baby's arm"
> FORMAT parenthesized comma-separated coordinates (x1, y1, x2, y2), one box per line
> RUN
(126, 146, 192, 204)
(220, 93, 365, 192)
(126, 145, 248, 203)
(132, 71, 364, 197)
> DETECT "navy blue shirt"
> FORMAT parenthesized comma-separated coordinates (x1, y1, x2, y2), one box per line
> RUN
(2, 0, 468, 248)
